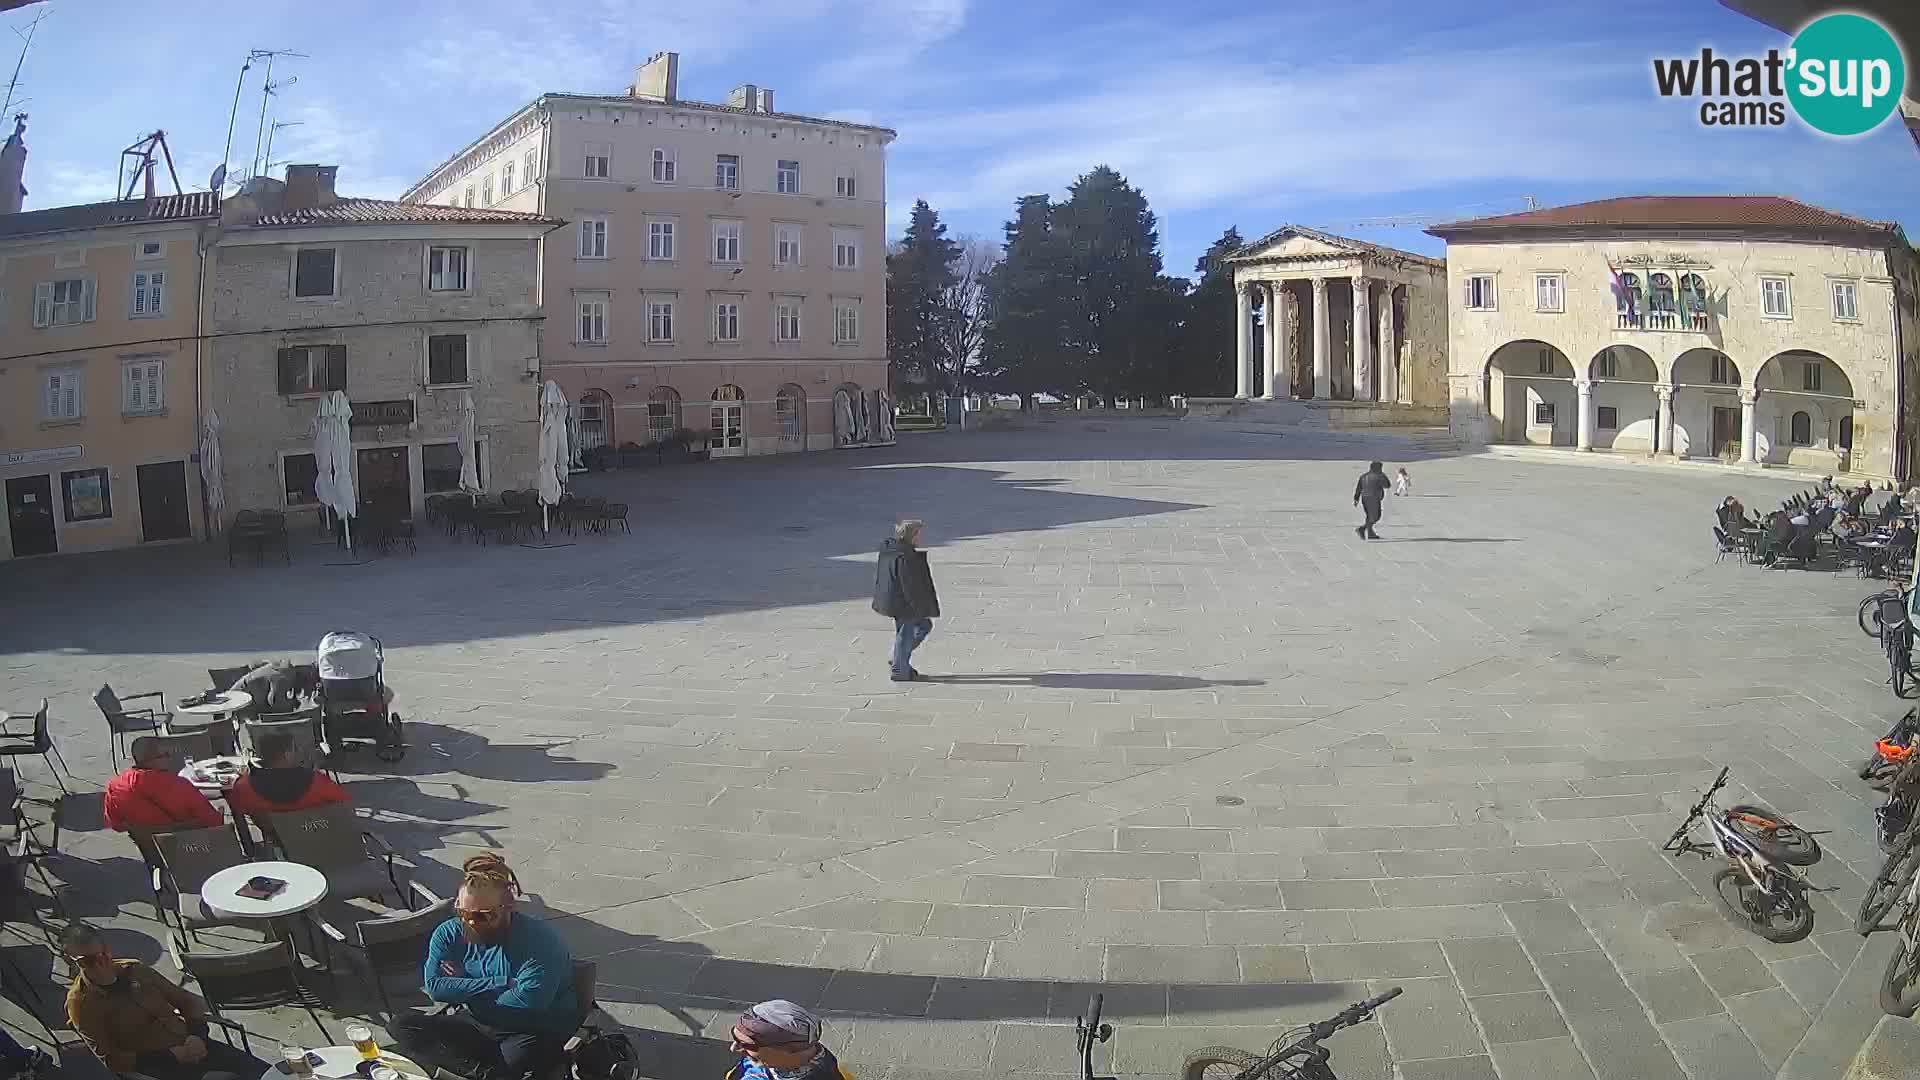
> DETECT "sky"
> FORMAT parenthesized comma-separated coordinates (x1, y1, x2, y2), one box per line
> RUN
(3, 0, 1916, 278)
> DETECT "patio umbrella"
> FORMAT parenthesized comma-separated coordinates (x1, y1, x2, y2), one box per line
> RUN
(198, 410, 225, 533)
(565, 401, 584, 471)
(316, 390, 358, 549)
(457, 390, 481, 494)
(536, 380, 568, 536)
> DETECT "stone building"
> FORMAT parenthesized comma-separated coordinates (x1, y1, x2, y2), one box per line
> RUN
(207, 166, 560, 523)
(1428, 196, 1918, 481)
(1191, 226, 1449, 426)
(400, 52, 896, 458)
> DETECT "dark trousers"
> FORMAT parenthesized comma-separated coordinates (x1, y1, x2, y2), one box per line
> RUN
(138, 1040, 270, 1080)
(393, 1011, 568, 1080)
(1359, 497, 1383, 536)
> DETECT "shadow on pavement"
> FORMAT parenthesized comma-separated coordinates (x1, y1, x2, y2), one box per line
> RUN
(924, 673, 1265, 691)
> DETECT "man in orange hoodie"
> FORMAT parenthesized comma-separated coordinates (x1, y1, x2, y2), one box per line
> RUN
(102, 738, 223, 833)
(223, 732, 351, 817)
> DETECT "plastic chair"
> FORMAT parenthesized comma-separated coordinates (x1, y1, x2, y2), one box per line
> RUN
(240, 711, 329, 769)
(0, 700, 71, 795)
(315, 882, 449, 1021)
(266, 804, 407, 907)
(175, 936, 330, 1050)
(94, 685, 168, 768)
(152, 826, 250, 940)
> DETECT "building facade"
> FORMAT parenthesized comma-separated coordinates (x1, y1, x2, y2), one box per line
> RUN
(0, 193, 218, 561)
(207, 166, 558, 525)
(1429, 196, 1919, 481)
(401, 53, 896, 458)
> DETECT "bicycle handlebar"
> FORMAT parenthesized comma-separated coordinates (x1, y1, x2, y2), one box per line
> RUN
(1305, 986, 1404, 1041)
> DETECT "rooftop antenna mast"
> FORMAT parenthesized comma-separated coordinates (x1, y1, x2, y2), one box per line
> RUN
(1, 4, 49, 120)
(117, 130, 182, 200)
(246, 48, 305, 183)
(263, 119, 303, 174)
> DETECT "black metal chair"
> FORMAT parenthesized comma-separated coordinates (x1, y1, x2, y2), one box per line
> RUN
(175, 936, 330, 1051)
(1712, 527, 1736, 563)
(315, 882, 449, 1021)
(0, 699, 71, 795)
(141, 730, 217, 766)
(94, 684, 168, 768)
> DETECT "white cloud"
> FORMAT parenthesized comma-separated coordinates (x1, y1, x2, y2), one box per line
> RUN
(31, 164, 119, 207)
(263, 101, 414, 200)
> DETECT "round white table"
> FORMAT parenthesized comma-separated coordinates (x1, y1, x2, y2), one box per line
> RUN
(172, 689, 252, 726)
(255, 1047, 427, 1080)
(203, 861, 328, 921)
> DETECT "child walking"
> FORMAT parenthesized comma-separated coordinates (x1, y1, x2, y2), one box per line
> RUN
(1393, 467, 1412, 496)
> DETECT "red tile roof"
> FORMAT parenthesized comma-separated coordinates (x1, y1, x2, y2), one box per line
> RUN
(1427, 196, 1896, 237)
(0, 191, 219, 241)
(244, 197, 561, 228)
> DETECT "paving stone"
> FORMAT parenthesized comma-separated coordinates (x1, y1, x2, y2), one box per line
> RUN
(1301, 853, 1387, 878)
(1486, 1036, 1598, 1080)
(1115, 826, 1233, 852)
(1054, 851, 1203, 880)
(985, 939, 1104, 981)
(821, 971, 939, 1015)
(1689, 946, 1778, 997)
(1443, 936, 1544, 995)
(1394, 1056, 1499, 1080)
(1533, 950, 1639, 1016)
(1158, 880, 1282, 911)
(1770, 951, 1845, 1012)
(1046, 981, 1170, 1025)
(1168, 980, 1374, 1027)
(1375, 976, 1486, 1059)
(1723, 986, 1812, 1070)
(922, 904, 1020, 939)
(1086, 877, 1159, 911)
(1350, 905, 1511, 941)
(1207, 910, 1357, 945)
(1235, 946, 1311, 983)
(1106, 944, 1238, 982)
(1623, 967, 1724, 1022)
(962, 876, 1086, 908)
(1279, 879, 1380, 909)
(1657, 1013, 1771, 1080)
(1501, 899, 1599, 954)
(925, 977, 1052, 1021)
(871, 936, 991, 978)
(1375, 873, 1553, 907)
(1562, 1008, 1688, 1080)
(1464, 990, 1570, 1043)
(1306, 941, 1450, 980)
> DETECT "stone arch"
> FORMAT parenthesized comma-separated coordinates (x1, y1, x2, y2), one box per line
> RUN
(1756, 350, 1855, 469)
(646, 385, 681, 443)
(710, 384, 746, 456)
(775, 383, 808, 449)
(576, 388, 613, 451)
(1669, 348, 1743, 459)
(1483, 340, 1575, 446)
(833, 383, 865, 446)
(1588, 346, 1659, 451)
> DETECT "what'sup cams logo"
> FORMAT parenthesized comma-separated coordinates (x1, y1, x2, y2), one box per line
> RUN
(1652, 12, 1907, 136)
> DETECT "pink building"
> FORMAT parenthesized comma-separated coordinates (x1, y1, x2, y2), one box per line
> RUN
(403, 53, 896, 457)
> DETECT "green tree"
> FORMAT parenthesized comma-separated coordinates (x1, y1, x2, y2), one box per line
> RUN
(1054, 166, 1168, 402)
(1171, 227, 1245, 397)
(885, 200, 960, 396)
(979, 194, 1073, 406)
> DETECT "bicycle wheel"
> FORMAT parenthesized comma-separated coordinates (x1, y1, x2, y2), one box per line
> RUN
(1866, 594, 1890, 638)
(1896, 637, 1914, 699)
(1182, 1046, 1268, 1080)
(1859, 830, 1920, 934)
(1712, 866, 1814, 943)
(1883, 920, 1920, 1017)
(1725, 806, 1822, 866)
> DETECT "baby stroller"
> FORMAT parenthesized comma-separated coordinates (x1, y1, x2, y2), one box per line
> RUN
(316, 631, 406, 762)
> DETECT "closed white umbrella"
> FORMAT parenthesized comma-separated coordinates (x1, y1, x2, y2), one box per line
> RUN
(566, 401, 584, 471)
(317, 390, 358, 549)
(536, 380, 568, 536)
(312, 398, 338, 517)
(199, 410, 225, 534)
(457, 389, 481, 494)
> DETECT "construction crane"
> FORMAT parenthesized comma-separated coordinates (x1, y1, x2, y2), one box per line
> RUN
(118, 130, 182, 200)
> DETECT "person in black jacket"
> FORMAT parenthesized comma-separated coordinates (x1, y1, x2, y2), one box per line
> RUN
(1353, 461, 1391, 540)
(873, 519, 940, 682)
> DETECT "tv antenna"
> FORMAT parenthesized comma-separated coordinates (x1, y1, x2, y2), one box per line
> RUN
(263, 119, 303, 174)
(229, 48, 303, 184)
(117, 130, 182, 199)
(2, 4, 49, 120)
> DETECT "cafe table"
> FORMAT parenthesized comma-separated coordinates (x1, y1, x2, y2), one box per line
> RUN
(254, 1047, 429, 1080)
(170, 689, 251, 753)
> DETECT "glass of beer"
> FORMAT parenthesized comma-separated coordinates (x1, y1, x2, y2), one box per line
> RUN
(346, 1023, 380, 1061)
(283, 1047, 315, 1079)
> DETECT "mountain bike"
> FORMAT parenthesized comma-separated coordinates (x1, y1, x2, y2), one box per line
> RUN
(1863, 587, 1916, 698)
(1866, 829, 1920, 1016)
(1860, 822, 1920, 935)
(1663, 767, 1820, 942)
(1071, 988, 1403, 1080)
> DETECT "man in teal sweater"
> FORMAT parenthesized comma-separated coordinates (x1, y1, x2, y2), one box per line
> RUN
(393, 855, 579, 1080)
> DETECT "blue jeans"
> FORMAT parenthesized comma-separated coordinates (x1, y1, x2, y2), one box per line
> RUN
(892, 617, 933, 674)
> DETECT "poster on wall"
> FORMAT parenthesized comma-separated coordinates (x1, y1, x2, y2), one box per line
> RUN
(68, 473, 105, 518)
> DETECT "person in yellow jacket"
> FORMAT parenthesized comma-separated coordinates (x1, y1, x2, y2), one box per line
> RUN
(724, 1001, 853, 1080)
(63, 923, 268, 1080)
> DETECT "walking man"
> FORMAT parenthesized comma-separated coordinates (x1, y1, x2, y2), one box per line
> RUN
(874, 519, 939, 682)
(1353, 460, 1391, 540)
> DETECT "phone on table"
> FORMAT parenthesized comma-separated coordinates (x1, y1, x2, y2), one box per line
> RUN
(236, 876, 286, 901)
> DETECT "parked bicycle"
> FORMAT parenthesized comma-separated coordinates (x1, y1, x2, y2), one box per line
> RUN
(1862, 586, 1916, 698)
(1071, 988, 1402, 1080)
(1858, 825, 1920, 1017)
(1663, 767, 1821, 942)
(1857, 707, 1917, 789)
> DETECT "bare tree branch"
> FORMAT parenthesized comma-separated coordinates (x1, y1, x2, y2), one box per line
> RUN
(936, 234, 1000, 397)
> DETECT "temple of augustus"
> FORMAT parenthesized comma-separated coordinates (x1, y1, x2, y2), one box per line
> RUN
(1188, 225, 1451, 426)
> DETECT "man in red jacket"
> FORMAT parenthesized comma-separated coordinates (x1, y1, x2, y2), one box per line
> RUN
(223, 732, 350, 817)
(102, 738, 223, 833)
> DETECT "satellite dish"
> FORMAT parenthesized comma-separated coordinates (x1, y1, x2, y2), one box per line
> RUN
(208, 164, 227, 192)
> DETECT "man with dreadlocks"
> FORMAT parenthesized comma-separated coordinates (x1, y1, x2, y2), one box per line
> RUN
(392, 854, 580, 1080)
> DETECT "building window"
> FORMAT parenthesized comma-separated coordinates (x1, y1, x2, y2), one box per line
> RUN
(61, 467, 111, 522)
(651, 147, 676, 183)
(578, 217, 608, 259)
(1597, 406, 1618, 430)
(1841, 415, 1854, 450)
(715, 154, 739, 190)
(776, 159, 799, 194)
(835, 171, 858, 198)
(1533, 402, 1556, 426)
(464, 187, 475, 208)
(1760, 276, 1791, 317)
(1803, 359, 1823, 392)
(1790, 411, 1812, 446)
(282, 452, 319, 507)
(136, 240, 164, 260)
(1679, 273, 1708, 324)
(123, 358, 164, 414)
(776, 298, 802, 342)
(293, 248, 338, 298)
(1648, 273, 1677, 322)
(648, 220, 676, 260)
(1536, 350, 1554, 375)
(43, 366, 81, 420)
(422, 441, 479, 494)
(1594, 351, 1617, 379)
(713, 219, 742, 263)
(428, 246, 469, 291)
(584, 142, 612, 179)
(481, 176, 494, 205)
(427, 334, 469, 385)
(1833, 280, 1859, 321)
(576, 391, 610, 451)
(777, 384, 805, 445)
(647, 386, 681, 441)
(502, 160, 515, 194)
(776, 223, 802, 266)
(577, 293, 609, 343)
(1465, 274, 1495, 311)
(130, 270, 166, 317)
(832, 228, 860, 270)
(713, 300, 740, 342)
(834, 299, 859, 343)
(1710, 354, 1735, 385)
(34, 278, 94, 326)
(524, 148, 539, 182)
(1534, 273, 1563, 313)
(277, 344, 347, 396)
(647, 298, 675, 343)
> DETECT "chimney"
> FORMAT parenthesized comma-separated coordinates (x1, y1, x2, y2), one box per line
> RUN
(633, 51, 679, 102)
(283, 164, 338, 210)
(0, 115, 26, 216)
(727, 84, 776, 113)
(756, 87, 774, 114)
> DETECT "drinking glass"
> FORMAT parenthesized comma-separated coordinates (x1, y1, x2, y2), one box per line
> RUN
(347, 1023, 379, 1061)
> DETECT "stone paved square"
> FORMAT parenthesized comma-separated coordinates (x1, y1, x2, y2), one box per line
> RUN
(0, 417, 1903, 1079)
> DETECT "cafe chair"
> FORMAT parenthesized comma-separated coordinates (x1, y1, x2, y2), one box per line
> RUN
(152, 826, 251, 943)
(94, 684, 168, 768)
(241, 711, 330, 770)
(430, 959, 602, 1080)
(143, 731, 217, 767)
(267, 804, 408, 909)
(172, 934, 330, 1050)
(0, 699, 72, 795)
(207, 664, 264, 694)
(315, 882, 450, 1021)
(0, 768, 62, 936)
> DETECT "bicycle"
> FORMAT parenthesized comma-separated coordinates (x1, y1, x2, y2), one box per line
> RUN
(1072, 988, 1402, 1080)
(1862, 587, 1916, 698)
(1663, 767, 1820, 943)
(1857, 707, 1918, 788)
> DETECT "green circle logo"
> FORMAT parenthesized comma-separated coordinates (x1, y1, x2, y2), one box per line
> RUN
(1787, 13, 1907, 136)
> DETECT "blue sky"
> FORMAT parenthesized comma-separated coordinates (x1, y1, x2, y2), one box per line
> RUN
(4, 0, 1915, 277)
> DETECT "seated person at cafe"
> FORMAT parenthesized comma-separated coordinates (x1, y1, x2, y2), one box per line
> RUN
(1715, 496, 1748, 533)
(63, 922, 269, 1080)
(727, 1000, 854, 1080)
(223, 731, 351, 817)
(394, 853, 580, 1080)
(102, 737, 223, 832)
(234, 659, 319, 713)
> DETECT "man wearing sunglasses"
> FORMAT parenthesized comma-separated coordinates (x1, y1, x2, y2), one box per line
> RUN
(62, 923, 268, 1080)
(392, 854, 578, 1080)
(725, 1000, 852, 1080)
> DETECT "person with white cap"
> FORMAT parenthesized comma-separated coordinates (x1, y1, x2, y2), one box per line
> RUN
(725, 1000, 852, 1080)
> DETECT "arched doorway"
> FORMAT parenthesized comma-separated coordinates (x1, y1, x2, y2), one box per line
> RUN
(1484, 341, 1575, 445)
(1588, 346, 1658, 451)
(576, 389, 612, 451)
(1671, 348, 1742, 460)
(833, 384, 864, 446)
(710, 384, 746, 457)
(1756, 350, 1854, 470)
(776, 384, 808, 450)
(647, 386, 681, 445)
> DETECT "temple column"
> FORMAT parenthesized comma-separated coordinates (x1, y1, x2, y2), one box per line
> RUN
(1351, 275, 1374, 401)
(1575, 378, 1594, 450)
(1234, 285, 1252, 399)
(1311, 278, 1330, 399)
(1261, 282, 1283, 400)
(1655, 384, 1673, 455)
(1739, 389, 1757, 463)
(1377, 284, 1397, 405)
